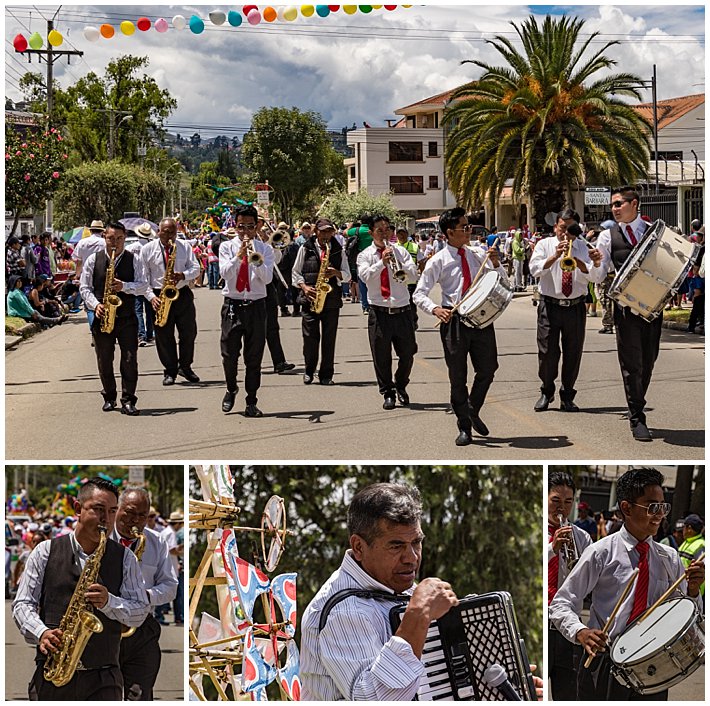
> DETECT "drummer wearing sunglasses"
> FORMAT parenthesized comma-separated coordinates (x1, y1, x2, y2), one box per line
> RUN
(549, 468, 704, 701)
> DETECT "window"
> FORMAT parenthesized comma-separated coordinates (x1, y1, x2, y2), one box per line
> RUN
(389, 142, 423, 162)
(390, 176, 424, 194)
(349, 166, 356, 179)
(429, 175, 439, 189)
(428, 142, 438, 157)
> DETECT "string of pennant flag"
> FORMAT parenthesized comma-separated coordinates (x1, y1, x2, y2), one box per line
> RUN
(12, 5, 411, 51)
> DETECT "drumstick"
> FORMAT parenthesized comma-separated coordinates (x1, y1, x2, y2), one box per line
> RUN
(637, 551, 705, 624)
(583, 568, 639, 668)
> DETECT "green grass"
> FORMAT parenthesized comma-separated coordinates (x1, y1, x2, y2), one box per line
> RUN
(663, 308, 690, 323)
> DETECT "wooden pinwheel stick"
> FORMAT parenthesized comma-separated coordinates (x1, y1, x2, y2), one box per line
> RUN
(638, 551, 705, 624)
(583, 568, 639, 669)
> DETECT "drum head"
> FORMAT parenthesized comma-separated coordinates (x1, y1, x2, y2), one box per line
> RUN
(458, 270, 499, 316)
(613, 221, 663, 284)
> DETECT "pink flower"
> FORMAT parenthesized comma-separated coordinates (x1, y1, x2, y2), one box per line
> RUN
(29, 153, 34, 158)
(62, 154, 68, 159)
(24, 173, 31, 181)
(52, 171, 60, 179)
(57, 136, 63, 141)
(21, 143, 27, 148)
(15, 150, 21, 156)
(5, 154, 10, 160)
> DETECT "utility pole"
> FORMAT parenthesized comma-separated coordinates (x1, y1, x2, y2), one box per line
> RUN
(96, 108, 133, 159)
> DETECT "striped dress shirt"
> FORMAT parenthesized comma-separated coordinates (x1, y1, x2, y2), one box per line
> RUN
(301, 550, 424, 701)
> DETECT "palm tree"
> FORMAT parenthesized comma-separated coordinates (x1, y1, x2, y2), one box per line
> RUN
(445, 15, 652, 224)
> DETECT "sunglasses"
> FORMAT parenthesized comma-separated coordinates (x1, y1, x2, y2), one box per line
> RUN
(630, 502, 671, 516)
(611, 200, 631, 208)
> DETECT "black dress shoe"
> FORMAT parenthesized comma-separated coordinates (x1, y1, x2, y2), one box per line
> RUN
(280, 310, 291, 317)
(244, 404, 263, 418)
(319, 378, 334, 386)
(163, 374, 176, 386)
(274, 362, 296, 374)
(470, 415, 489, 437)
(534, 394, 552, 412)
(396, 389, 410, 406)
(383, 396, 396, 410)
(599, 327, 614, 334)
(222, 391, 236, 413)
(455, 429, 473, 446)
(303, 373, 314, 385)
(632, 422, 653, 441)
(120, 402, 140, 416)
(560, 400, 580, 412)
(178, 367, 201, 383)
(102, 400, 116, 412)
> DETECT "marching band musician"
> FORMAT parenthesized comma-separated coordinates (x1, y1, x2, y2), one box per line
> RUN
(528, 209, 602, 413)
(549, 468, 705, 701)
(547, 471, 593, 701)
(79, 222, 148, 416)
(141, 217, 201, 386)
(357, 215, 419, 410)
(588, 187, 656, 441)
(292, 217, 351, 385)
(219, 204, 275, 417)
(112, 487, 178, 701)
(413, 207, 506, 446)
(12, 477, 149, 701)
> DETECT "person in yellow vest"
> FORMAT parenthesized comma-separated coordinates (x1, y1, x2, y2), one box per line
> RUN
(679, 514, 705, 596)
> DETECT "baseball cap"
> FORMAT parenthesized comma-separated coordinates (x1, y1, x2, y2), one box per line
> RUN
(683, 513, 704, 532)
(315, 218, 336, 231)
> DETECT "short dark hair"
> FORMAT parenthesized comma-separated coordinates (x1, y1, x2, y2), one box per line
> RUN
(347, 483, 422, 544)
(616, 468, 664, 517)
(548, 471, 576, 493)
(235, 205, 258, 221)
(105, 221, 126, 234)
(78, 476, 120, 503)
(439, 207, 466, 236)
(612, 186, 640, 205)
(361, 214, 390, 229)
(557, 208, 580, 223)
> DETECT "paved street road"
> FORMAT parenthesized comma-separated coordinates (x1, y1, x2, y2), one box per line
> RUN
(6, 287, 704, 460)
(4, 599, 184, 700)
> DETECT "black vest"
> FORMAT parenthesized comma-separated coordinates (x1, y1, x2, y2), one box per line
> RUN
(92, 250, 136, 316)
(298, 237, 344, 310)
(609, 222, 649, 271)
(38, 534, 125, 668)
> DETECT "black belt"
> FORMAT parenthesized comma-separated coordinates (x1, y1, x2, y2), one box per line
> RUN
(370, 304, 410, 315)
(224, 297, 262, 307)
(543, 295, 586, 308)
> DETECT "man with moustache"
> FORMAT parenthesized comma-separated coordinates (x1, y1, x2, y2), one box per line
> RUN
(12, 477, 149, 701)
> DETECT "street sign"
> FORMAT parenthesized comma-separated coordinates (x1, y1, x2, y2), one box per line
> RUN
(257, 190, 270, 205)
(585, 187, 611, 206)
(128, 466, 145, 485)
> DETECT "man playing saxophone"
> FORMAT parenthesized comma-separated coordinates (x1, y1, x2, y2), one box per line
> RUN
(292, 217, 351, 385)
(141, 217, 201, 386)
(12, 477, 149, 701)
(79, 222, 148, 416)
(112, 487, 178, 700)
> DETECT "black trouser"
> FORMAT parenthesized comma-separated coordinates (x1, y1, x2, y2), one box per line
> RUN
(440, 314, 498, 431)
(220, 298, 267, 405)
(265, 282, 286, 366)
(407, 283, 419, 327)
(29, 664, 123, 701)
(275, 273, 290, 310)
(578, 652, 668, 701)
(301, 306, 340, 380)
(92, 315, 138, 405)
(537, 298, 586, 400)
(613, 304, 663, 426)
(548, 626, 582, 700)
(119, 614, 162, 700)
(289, 286, 302, 315)
(153, 287, 197, 377)
(688, 294, 704, 331)
(367, 306, 418, 396)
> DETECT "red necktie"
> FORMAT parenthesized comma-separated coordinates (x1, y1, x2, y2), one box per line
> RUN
(548, 524, 560, 604)
(626, 225, 638, 246)
(379, 249, 391, 298)
(236, 242, 250, 293)
(119, 537, 133, 548)
(562, 270, 573, 297)
(627, 542, 650, 624)
(458, 247, 472, 293)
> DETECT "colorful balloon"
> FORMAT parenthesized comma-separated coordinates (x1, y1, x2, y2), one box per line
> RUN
(28, 32, 43, 49)
(120, 21, 135, 35)
(328, 5, 340, 10)
(189, 15, 205, 33)
(359, 5, 373, 13)
(136, 17, 151, 31)
(247, 9, 262, 24)
(228, 10, 243, 26)
(316, 5, 330, 16)
(13, 34, 28, 52)
(155, 18, 169, 33)
(209, 11, 227, 25)
(384, 4, 397, 9)
(243, 5, 259, 14)
(284, 6, 299, 21)
(48, 29, 63, 46)
(263, 7, 277, 22)
(172, 15, 187, 30)
(343, 5, 357, 15)
(301, 5, 315, 17)
(100, 23, 115, 38)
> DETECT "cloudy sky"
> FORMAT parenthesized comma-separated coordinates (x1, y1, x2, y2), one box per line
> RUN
(4, 2, 706, 139)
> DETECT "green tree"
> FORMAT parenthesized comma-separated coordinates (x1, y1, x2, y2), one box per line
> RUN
(445, 15, 651, 223)
(53, 161, 166, 229)
(216, 148, 237, 181)
(319, 188, 404, 226)
(5, 126, 68, 236)
(241, 107, 332, 222)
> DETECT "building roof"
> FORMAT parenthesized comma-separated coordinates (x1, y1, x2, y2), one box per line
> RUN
(635, 93, 704, 130)
(395, 87, 458, 115)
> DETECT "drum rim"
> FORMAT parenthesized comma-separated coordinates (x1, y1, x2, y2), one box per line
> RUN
(458, 269, 501, 313)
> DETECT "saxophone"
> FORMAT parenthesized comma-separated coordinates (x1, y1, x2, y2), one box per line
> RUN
(121, 526, 146, 639)
(155, 239, 180, 328)
(99, 249, 122, 334)
(311, 241, 332, 314)
(44, 527, 107, 687)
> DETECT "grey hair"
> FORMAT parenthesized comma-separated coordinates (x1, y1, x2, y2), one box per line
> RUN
(347, 483, 422, 544)
(119, 486, 152, 506)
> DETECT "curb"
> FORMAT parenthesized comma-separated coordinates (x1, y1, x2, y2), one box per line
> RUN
(5, 335, 22, 351)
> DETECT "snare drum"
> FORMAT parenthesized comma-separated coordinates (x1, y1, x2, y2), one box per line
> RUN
(610, 597, 705, 694)
(609, 220, 699, 321)
(457, 270, 513, 329)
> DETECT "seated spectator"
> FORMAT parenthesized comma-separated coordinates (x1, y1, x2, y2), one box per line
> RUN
(59, 273, 82, 313)
(28, 276, 62, 318)
(6, 275, 66, 327)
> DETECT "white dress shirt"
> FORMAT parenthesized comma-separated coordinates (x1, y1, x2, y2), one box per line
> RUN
(292, 240, 351, 287)
(12, 532, 149, 645)
(219, 237, 274, 300)
(110, 526, 178, 607)
(357, 243, 419, 307)
(413, 243, 508, 315)
(140, 238, 200, 300)
(71, 233, 105, 263)
(593, 214, 648, 281)
(548, 523, 594, 590)
(528, 235, 595, 298)
(301, 550, 423, 701)
(549, 525, 702, 644)
(78, 248, 149, 312)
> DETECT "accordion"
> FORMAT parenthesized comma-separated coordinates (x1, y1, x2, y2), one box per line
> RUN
(389, 591, 536, 701)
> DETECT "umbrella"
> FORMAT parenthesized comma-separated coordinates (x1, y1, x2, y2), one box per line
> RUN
(62, 226, 89, 243)
(120, 217, 159, 233)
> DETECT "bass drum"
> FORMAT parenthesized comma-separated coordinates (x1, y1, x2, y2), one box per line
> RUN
(609, 219, 698, 321)
(457, 270, 513, 329)
(610, 597, 705, 695)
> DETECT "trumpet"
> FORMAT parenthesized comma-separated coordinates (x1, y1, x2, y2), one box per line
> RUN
(243, 235, 264, 267)
(557, 514, 580, 570)
(267, 226, 292, 250)
(384, 242, 407, 283)
(559, 238, 577, 272)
